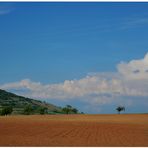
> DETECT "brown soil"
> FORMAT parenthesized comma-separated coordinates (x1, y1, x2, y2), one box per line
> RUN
(0, 114, 148, 146)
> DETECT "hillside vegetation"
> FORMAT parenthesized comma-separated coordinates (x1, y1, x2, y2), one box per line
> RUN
(0, 89, 62, 115)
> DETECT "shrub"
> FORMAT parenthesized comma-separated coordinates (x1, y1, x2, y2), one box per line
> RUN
(23, 105, 33, 115)
(39, 107, 48, 115)
(0, 106, 13, 116)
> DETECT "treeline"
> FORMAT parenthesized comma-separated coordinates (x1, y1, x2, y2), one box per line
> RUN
(0, 104, 83, 116)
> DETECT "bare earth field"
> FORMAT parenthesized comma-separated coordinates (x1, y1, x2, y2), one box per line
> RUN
(0, 114, 148, 146)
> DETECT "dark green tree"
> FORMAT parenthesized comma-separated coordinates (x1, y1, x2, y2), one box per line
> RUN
(0, 106, 13, 116)
(62, 105, 72, 114)
(39, 107, 48, 115)
(62, 105, 79, 114)
(23, 105, 33, 115)
(62, 107, 70, 114)
(116, 106, 125, 114)
(72, 108, 78, 114)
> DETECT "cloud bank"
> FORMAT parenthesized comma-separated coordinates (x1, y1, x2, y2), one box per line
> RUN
(1, 53, 148, 108)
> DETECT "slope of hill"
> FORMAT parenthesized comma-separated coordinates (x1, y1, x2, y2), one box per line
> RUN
(0, 89, 61, 114)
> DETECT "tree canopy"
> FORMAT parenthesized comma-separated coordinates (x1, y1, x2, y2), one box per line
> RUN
(0, 106, 13, 116)
(116, 106, 125, 114)
(62, 105, 79, 114)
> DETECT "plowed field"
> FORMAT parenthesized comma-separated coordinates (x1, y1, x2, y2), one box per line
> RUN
(0, 114, 148, 146)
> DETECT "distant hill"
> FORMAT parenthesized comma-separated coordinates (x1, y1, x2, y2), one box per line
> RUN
(0, 89, 62, 114)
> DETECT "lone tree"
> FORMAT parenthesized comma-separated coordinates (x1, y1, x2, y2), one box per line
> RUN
(0, 106, 13, 116)
(116, 106, 125, 114)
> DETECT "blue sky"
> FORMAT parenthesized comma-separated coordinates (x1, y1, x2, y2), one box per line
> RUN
(0, 2, 148, 113)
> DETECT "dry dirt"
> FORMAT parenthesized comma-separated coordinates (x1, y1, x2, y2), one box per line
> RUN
(0, 114, 148, 146)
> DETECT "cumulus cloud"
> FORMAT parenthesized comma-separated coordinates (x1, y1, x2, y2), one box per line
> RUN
(1, 53, 148, 106)
(117, 53, 148, 80)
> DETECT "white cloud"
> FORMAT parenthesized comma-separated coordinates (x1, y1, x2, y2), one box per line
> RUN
(117, 53, 148, 80)
(1, 53, 148, 106)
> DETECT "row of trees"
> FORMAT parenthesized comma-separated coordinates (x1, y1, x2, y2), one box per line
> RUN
(23, 105, 126, 115)
(0, 105, 125, 116)
(0, 104, 81, 116)
(23, 105, 48, 115)
(0, 105, 49, 116)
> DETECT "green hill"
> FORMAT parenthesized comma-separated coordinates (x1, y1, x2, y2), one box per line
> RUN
(0, 89, 62, 115)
